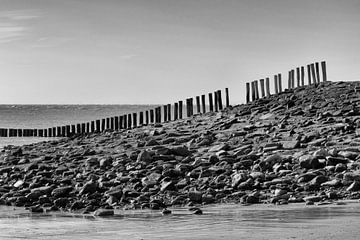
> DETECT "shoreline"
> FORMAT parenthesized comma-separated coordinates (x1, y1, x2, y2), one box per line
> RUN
(1, 81, 360, 216)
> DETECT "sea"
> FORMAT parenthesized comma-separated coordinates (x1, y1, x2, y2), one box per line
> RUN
(1, 105, 360, 239)
(0, 104, 156, 149)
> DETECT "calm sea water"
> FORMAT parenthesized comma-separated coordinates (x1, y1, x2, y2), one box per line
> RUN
(0, 104, 156, 148)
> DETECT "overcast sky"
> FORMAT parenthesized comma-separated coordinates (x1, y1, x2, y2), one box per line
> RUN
(0, 0, 359, 104)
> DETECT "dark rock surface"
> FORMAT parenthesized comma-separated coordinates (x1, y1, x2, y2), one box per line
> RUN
(1, 81, 360, 214)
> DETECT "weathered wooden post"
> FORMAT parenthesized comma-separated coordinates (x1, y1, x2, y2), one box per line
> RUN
(246, 82, 250, 103)
(106, 118, 110, 130)
(167, 104, 171, 120)
(225, 88, 229, 107)
(301, 66, 305, 86)
(296, 67, 300, 87)
(265, 78, 270, 97)
(114, 116, 119, 130)
(292, 69, 296, 89)
(66, 125, 71, 136)
(315, 62, 320, 84)
(208, 93, 214, 112)
(56, 127, 61, 137)
(139, 112, 143, 126)
(61, 126, 65, 136)
(179, 100, 183, 119)
(133, 113, 137, 127)
(217, 90, 223, 110)
(307, 64, 311, 85)
(81, 123, 86, 133)
(288, 71, 291, 89)
(101, 119, 105, 131)
(44, 129, 48, 137)
(190, 98, 194, 116)
(32, 129, 36, 137)
(274, 75, 279, 94)
(174, 102, 179, 120)
(96, 120, 101, 132)
(196, 96, 201, 114)
(71, 125, 75, 135)
(76, 124, 81, 134)
(251, 82, 256, 101)
(163, 105, 168, 122)
(155, 107, 160, 123)
(119, 116, 124, 129)
(145, 111, 149, 125)
(150, 110, 154, 123)
(48, 128, 52, 137)
(186, 99, 190, 117)
(311, 63, 317, 85)
(38, 129, 43, 137)
(86, 122, 90, 133)
(123, 115, 127, 129)
(111, 117, 115, 130)
(254, 81, 259, 100)
(128, 113, 132, 128)
(214, 91, 219, 111)
(91, 121, 95, 133)
(321, 61, 327, 82)
(201, 94, 206, 113)
(278, 74, 282, 93)
(259, 79, 265, 98)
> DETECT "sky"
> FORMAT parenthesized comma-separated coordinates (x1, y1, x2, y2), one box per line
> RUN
(0, 0, 360, 104)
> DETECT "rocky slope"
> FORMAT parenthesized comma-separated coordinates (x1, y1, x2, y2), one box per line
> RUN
(1, 80, 360, 215)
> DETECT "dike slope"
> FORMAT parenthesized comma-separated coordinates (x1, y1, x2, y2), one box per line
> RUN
(1, 80, 360, 215)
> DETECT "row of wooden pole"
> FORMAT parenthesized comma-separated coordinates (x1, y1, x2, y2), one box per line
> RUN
(246, 61, 327, 103)
(0, 88, 230, 138)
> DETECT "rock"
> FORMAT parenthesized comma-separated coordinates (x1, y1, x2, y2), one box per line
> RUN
(188, 190, 202, 203)
(281, 141, 300, 150)
(86, 157, 99, 167)
(231, 172, 249, 188)
(99, 157, 112, 168)
(94, 209, 114, 217)
(53, 198, 69, 208)
(145, 139, 160, 146)
(79, 181, 97, 195)
(209, 144, 230, 152)
(170, 146, 191, 156)
(334, 163, 347, 172)
(299, 155, 322, 169)
(51, 186, 73, 198)
(321, 179, 341, 187)
(162, 209, 172, 215)
(137, 150, 153, 163)
(106, 186, 123, 198)
(347, 181, 360, 191)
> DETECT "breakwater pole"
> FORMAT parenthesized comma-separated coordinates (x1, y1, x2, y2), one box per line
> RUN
(245, 60, 328, 103)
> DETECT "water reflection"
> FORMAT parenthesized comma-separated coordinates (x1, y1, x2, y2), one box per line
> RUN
(1, 203, 360, 240)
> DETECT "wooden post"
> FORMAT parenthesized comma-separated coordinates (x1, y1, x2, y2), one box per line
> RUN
(288, 71, 291, 89)
(44, 129, 48, 137)
(145, 111, 149, 125)
(296, 67, 300, 87)
(51, 127, 56, 137)
(31, 129, 36, 137)
(259, 79, 265, 98)
(196, 96, 201, 114)
(111, 117, 115, 130)
(315, 62, 320, 84)
(225, 88, 230, 107)
(278, 74, 282, 93)
(71, 125, 75, 135)
(139, 112, 143, 126)
(91, 121, 95, 133)
(66, 125, 71, 136)
(56, 127, 61, 137)
(186, 99, 190, 117)
(265, 78, 270, 97)
(150, 109, 154, 123)
(214, 91, 219, 111)
(48, 128, 52, 137)
(174, 102, 179, 120)
(38, 129, 43, 137)
(217, 90, 223, 110)
(190, 98, 194, 116)
(291, 69, 295, 89)
(123, 115, 127, 129)
(301, 66, 305, 86)
(164, 105, 168, 122)
(77, 124, 81, 134)
(178, 101, 183, 119)
(167, 104, 171, 120)
(311, 63, 317, 85)
(106, 118, 110, 130)
(81, 123, 86, 133)
(246, 82, 250, 103)
(321, 61, 327, 82)
(101, 119, 106, 131)
(274, 75, 279, 94)
(154, 108, 159, 123)
(208, 93, 214, 111)
(128, 113, 132, 128)
(86, 122, 90, 133)
(200, 94, 206, 113)
(119, 116, 124, 129)
(254, 81, 259, 100)
(4, 129, 8, 137)
(133, 113, 137, 127)
(307, 64, 312, 85)
(251, 82, 255, 101)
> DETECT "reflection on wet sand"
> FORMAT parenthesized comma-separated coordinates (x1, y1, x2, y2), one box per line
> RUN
(1, 202, 360, 240)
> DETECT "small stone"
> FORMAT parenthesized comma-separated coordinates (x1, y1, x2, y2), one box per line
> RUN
(347, 181, 360, 192)
(162, 209, 172, 215)
(94, 209, 114, 217)
(137, 150, 153, 163)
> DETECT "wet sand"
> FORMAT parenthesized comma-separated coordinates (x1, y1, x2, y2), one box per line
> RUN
(1, 202, 360, 240)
